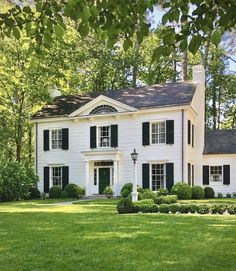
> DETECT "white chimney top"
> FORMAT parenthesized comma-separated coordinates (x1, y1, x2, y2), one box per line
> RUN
(49, 86, 61, 99)
(192, 65, 205, 84)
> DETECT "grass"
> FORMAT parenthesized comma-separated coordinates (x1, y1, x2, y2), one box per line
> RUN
(0, 199, 236, 271)
(179, 198, 236, 204)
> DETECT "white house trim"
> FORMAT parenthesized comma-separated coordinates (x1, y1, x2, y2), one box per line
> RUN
(69, 95, 137, 117)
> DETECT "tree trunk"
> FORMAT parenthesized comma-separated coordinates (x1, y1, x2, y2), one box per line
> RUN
(212, 87, 217, 129)
(132, 39, 140, 88)
(182, 49, 188, 81)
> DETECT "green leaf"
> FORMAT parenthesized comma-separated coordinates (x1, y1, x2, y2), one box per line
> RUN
(188, 35, 202, 54)
(211, 30, 221, 46)
(13, 27, 20, 39)
(23, 6, 31, 14)
(90, 6, 97, 17)
(54, 24, 64, 39)
(123, 38, 132, 51)
(152, 46, 165, 62)
(82, 6, 91, 21)
(78, 23, 89, 38)
(179, 39, 188, 51)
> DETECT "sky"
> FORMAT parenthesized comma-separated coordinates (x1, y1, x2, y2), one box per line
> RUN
(151, 7, 236, 72)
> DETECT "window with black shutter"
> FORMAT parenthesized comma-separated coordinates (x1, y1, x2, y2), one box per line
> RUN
(62, 128, 69, 150)
(62, 166, 69, 189)
(142, 163, 150, 189)
(192, 164, 194, 186)
(192, 124, 194, 147)
(142, 122, 150, 146)
(223, 165, 230, 185)
(166, 163, 174, 192)
(187, 163, 191, 185)
(43, 130, 50, 151)
(188, 120, 191, 145)
(203, 165, 209, 185)
(166, 120, 174, 144)
(44, 167, 50, 193)
(111, 125, 118, 147)
(90, 126, 97, 148)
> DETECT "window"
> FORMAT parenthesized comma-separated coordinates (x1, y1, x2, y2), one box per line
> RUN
(98, 126, 110, 147)
(188, 163, 191, 186)
(151, 164, 165, 191)
(94, 168, 97, 185)
(94, 161, 113, 167)
(210, 166, 222, 182)
(151, 122, 166, 144)
(51, 167, 62, 187)
(90, 105, 117, 115)
(51, 129, 62, 149)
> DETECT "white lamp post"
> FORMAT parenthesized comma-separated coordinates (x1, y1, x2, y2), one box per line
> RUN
(131, 148, 138, 202)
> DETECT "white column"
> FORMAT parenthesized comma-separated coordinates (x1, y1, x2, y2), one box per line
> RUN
(113, 160, 118, 196)
(85, 160, 90, 195)
(131, 162, 138, 202)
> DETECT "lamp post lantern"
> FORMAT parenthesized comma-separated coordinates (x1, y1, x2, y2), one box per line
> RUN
(131, 148, 138, 202)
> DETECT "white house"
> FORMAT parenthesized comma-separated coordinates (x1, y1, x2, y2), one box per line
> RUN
(32, 65, 236, 196)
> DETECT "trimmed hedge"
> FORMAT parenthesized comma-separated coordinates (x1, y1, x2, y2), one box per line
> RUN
(64, 183, 78, 198)
(133, 203, 158, 213)
(171, 182, 192, 199)
(155, 195, 177, 205)
(117, 198, 134, 214)
(135, 199, 155, 205)
(192, 186, 205, 199)
(117, 201, 236, 215)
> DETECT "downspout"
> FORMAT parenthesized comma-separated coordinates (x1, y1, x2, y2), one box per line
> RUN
(182, 109, 184, 181)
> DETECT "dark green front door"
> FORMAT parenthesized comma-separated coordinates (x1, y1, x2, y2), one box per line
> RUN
(99, 168, 110, 194)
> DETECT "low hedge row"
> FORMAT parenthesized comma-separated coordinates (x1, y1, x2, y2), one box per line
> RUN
(117, 199, 236, 215)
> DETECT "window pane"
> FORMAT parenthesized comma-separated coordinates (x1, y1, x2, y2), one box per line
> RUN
(210, 166, 222, 182)
(51, 129, 62, 149)
(152, 164, 165, 191)
(98, 126, 110, 147)
(52, 167, 62, 187)
(151, 122, 166, 144)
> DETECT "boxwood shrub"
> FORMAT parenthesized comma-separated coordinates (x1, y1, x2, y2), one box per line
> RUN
(204, 187, 215, 198)
(155, 195, 177, 205)
(210, 204, 227, 215)
(117, 198, 134, 214)
(171, 182, 192, 199)
(197, 205, 210, 214)
(64, 183, 78, 198)
(136, 199, 155, 205)
(168, 204, 180, 214)
(29, 187, 41, 199)
(192, 186, 205, 199)
(60, 190, 69, 198)
(49, 186, 62, 198)
(159, 204, 169, 213)
(227, 205, 236, 215)
(133, 204, 159, 213)
(142, 189, 156, 201)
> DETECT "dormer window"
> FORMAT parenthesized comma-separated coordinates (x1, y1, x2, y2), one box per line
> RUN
(89, 104, 117, 115)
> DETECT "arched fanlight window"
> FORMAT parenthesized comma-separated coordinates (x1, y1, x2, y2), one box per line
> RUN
(89, 104, 118, 115)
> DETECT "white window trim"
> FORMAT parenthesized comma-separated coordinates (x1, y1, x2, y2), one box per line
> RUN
(50, 128, 63, 150)
(210, 165, 223, 185)
(150, 121, 166, 145)
(150, 163, 166, 191)
(96, 125, 111, 149)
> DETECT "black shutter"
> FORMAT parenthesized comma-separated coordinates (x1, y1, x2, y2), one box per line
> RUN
(166, 120, 174, 144)
(62, 128, 69, 150)
(192, 164, 194, 186)
(166, 163, 174, 192)
(62, 166, 69, 189)
(142, 122, 150, 146)
(90, 126, 97, 148)
(142, 163, 150, 189)
(187, 163, 191, 185)
(43, 130, 49, 151)
(111, 125, 118, 147)
(223, 165, 230, 185)
(203, 165, 209, 185)
(188, 120, 191, 145)
(44, 167, 50, 193)
(192, 125, 194, 147)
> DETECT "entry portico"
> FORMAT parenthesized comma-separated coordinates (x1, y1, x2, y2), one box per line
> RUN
(82, 150, 121, 195)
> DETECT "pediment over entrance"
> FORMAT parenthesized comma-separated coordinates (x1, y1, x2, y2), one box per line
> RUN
(69, 95, 137, 117)
(81, 149, 122, 161)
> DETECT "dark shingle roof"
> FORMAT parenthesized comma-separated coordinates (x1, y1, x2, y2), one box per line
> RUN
(204, 130, 236, 154)
(32, 82, 196, 119)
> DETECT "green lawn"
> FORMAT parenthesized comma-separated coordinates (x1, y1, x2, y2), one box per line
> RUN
(0, 199, 236, 271)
